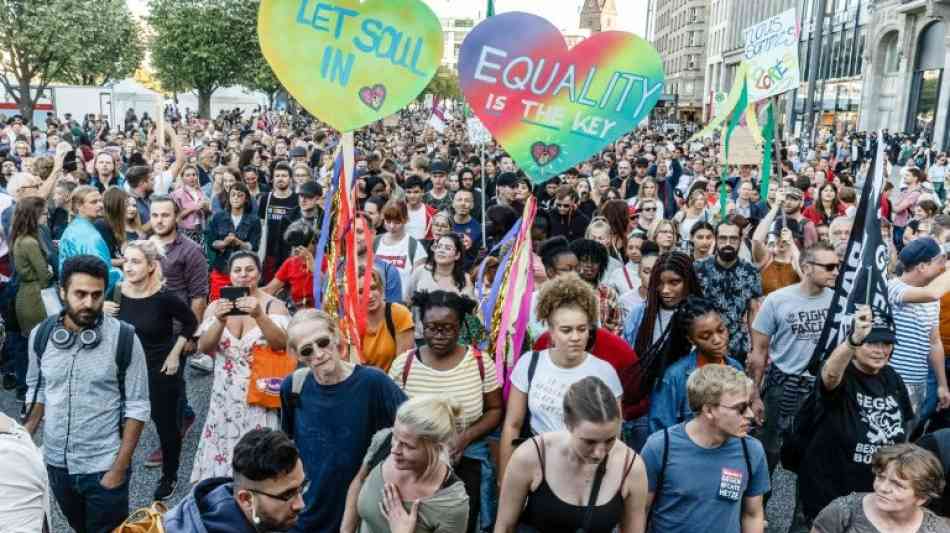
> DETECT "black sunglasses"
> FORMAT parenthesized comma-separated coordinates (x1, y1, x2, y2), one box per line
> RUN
(809, 261, 839, 272)
(298, 337, 333, 357)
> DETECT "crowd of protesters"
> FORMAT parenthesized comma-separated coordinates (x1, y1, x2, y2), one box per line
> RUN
(1, 103, 950, 533)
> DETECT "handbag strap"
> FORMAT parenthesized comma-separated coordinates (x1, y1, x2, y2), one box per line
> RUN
(578, 457, 608, 533)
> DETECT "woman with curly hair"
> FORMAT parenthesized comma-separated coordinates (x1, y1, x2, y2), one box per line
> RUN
(499, 273, 623, 482)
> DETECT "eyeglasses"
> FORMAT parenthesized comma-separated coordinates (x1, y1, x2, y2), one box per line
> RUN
(247, 479, 311, 502)
(809, 261, 840, 272)
(719, 402, 753, 415)
(434, 243, 457, 252)
(423, 323, 459, 337)
(297, 337, 333, 358)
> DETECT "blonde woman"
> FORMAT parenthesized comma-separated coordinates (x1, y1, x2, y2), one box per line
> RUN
(630, 177, 665, 219)
(342, 396, 470, 533)
(586, 218, 624, 275)
(103, 239, 198, 501)
(650, 219, 679, 255)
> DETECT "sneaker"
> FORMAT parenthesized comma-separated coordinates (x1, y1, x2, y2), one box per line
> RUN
(2, 373, 16, 390)
(181, 413, 196, 437)
(153, 476, 177, 501)
(189, 353, 213, 373)
(144, 448, 163, 468)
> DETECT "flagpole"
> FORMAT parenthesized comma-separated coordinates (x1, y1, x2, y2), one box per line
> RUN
(481, 143, 487, 246)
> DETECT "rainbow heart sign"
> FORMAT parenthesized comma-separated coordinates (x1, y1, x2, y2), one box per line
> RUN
(458, 12, 665, 182)
(258, 0, 443, 132)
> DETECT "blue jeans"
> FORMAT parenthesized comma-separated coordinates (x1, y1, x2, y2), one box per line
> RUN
(47, 465, 130, 533)
(463, 439, 496, 531)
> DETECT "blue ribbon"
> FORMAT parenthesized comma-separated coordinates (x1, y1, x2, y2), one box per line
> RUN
(476, 218, 523, 331)
(312, 154, 344, 309)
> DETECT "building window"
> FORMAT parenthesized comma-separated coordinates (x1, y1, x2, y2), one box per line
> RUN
(881, 32, 899, 74)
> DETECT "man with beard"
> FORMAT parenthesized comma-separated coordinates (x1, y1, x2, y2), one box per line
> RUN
(146, 196, 209, 463)
(126, 165, 155, 222)
(747, 241, 838, 532)
(621, 157, 649, 199)
(23, 255, 150, 533)
(694, 221, 763, 365)
(164, 428, 307, 533)
(780, 187, 818, 249)
(258, 162, 300, 283)
(548, 186, 589, 241)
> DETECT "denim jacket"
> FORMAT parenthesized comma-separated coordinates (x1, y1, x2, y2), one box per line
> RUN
(206, 210, 262, 273)
(648, 351, 743, 433)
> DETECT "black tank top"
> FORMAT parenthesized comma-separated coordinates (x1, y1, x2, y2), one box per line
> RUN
(519, 435, 634, 533)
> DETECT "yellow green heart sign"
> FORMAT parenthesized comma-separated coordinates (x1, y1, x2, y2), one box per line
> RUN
(258, 0, 443, 132)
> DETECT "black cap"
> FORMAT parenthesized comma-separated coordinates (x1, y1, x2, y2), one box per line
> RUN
(863, 309, 897, 345)
(298, 181, 322, 198)
(496, 172, 518, 188)
(635, 157, 649, 168)
(430, 160, 450, 175)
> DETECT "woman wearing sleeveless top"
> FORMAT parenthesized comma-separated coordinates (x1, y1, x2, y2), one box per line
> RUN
(496, 377, 647, 532)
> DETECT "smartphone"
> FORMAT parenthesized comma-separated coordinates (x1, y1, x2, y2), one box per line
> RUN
(220, 286, 250, 316)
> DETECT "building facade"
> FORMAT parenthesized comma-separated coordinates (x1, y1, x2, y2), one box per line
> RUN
(440, 17, 476, 72)
(860, 0, 950, 149)
(651, 0, 708, 122)
(580, 0, 619, 33)
(704, 0, 736, 121)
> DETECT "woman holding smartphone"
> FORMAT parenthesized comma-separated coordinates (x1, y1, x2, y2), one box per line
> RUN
(192, 251, 290, 483)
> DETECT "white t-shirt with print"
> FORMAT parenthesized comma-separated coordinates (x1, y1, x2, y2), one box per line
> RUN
(406, 204, 428, 241)
(375, 233, 428, 301)
(510, 349, 622, 434)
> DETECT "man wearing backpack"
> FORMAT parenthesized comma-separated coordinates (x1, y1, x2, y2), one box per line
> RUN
(641, 364, 769, 533)
(23, 255, 150, 533)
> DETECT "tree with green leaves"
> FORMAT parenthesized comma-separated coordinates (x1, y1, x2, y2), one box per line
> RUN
(422, 67, 462, 102)
(56, 1, 145, 86)
(0, 0, 143, 124)
(241, 43, 283, 109)
(147, 0, 260, 118)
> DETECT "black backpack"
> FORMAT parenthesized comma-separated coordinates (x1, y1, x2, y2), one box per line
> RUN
(27, 315, 136, 435)
(780, 381, 825, 474)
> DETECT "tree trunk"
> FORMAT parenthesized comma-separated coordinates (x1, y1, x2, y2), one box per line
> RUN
(198, 89, 213, 119)
(16, 77, 35, 125)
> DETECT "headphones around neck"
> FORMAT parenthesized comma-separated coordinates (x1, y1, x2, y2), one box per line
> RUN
(51, 312, 104, 351)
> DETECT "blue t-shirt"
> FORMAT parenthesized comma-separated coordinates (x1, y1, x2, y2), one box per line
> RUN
(453, 218, 482, 250)
(642, 424, 770, 533)
(280, 365, 407, 533)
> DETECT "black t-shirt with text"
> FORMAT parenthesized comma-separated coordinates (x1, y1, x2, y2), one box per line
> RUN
(799, 362, 913, 519)
(258, 192, 299, 261)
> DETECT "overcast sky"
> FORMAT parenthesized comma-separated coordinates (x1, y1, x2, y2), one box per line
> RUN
(127, 0, 647, 36)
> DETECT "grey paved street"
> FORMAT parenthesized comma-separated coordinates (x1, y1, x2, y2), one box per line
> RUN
(1, 367, 798, 532)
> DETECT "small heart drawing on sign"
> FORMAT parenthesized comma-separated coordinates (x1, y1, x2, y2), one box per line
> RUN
(359, 85, 387, 111)
(531, 142, 561, 166)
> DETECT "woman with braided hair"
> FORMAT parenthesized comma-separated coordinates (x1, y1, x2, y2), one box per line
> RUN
(619, 251, 702, 450)
(646, 296, 743, 432)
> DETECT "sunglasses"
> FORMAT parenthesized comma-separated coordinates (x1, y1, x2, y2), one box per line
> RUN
(641, 207, 656, 212)
(298, 337, 333, 358)
(809, 261, 840, 272)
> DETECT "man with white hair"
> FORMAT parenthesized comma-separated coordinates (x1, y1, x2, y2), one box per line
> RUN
(828, 216, 853, 249)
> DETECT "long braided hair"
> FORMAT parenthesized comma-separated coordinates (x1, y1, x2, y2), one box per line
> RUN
(627, 251, 703, 400)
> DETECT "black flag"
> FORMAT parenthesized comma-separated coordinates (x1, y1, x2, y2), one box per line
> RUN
(808, 133, 893, 372)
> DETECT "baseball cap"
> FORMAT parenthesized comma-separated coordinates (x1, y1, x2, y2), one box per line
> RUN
(289, 146, 307, 158)
(430, 160, 450, 175)
(496, 172, 518, 188)
(298, 181, 322, 198)
(899, 237, 942, 270)
(863, 309, 897, 345)
(784, 187, 804, 200)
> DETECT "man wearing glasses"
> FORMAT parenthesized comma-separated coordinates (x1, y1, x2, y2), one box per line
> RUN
(548, 186, 589, 241)
(164, 428, 307, 532)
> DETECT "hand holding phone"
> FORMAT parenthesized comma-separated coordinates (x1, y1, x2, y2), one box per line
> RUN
(220, 286, 250, 316)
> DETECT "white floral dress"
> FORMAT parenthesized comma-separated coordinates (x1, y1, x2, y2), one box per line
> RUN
(190, 313, 289, 483)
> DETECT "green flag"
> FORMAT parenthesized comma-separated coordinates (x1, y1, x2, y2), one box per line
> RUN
(759, 102, 776, 201)
(487, 0, 495, 17)
(720, 76, 748, 219)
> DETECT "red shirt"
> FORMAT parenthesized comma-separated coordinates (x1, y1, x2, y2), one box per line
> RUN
(275, 256, 314, 307)
(533, 328, 648, 419)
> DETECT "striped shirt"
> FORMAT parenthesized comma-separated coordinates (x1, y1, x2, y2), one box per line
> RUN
(388, 347, 500, 430)
(888, 279, 939, 384)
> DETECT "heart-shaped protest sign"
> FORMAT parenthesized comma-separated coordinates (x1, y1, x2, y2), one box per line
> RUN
(258, 0, 443, 132)
(458, 12, 665, 183)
